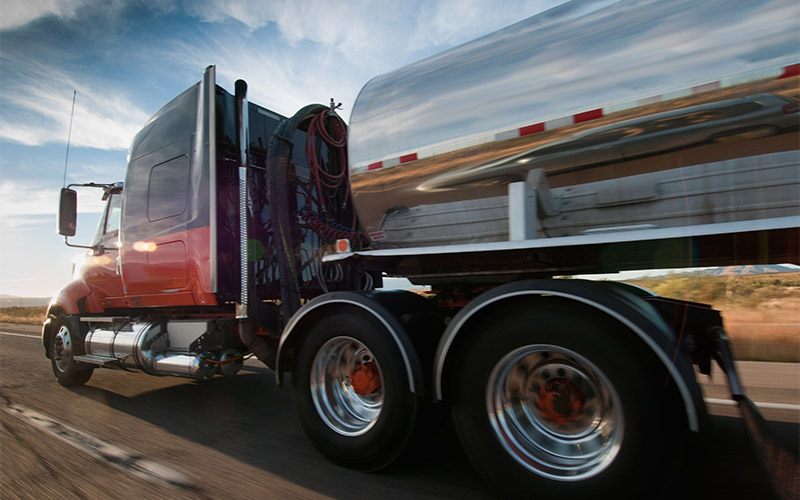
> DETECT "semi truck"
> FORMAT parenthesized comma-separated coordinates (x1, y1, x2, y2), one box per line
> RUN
(45, 0, 798, 498)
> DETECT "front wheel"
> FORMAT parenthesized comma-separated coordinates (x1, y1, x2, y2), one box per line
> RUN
(291, 310, 419, 471)
(49, 314, 93, 387)
(450, 302, 685, 499)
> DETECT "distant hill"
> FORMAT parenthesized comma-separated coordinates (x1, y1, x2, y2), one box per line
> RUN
(701, 265, 799, 276)
(0, 295, 50, 307)
(629, 264, 799, 280)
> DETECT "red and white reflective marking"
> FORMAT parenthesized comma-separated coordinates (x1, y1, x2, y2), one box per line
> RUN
(354, 62, 799, 175)
(779, 63, 800, 79)
(367, 154, 418, 172)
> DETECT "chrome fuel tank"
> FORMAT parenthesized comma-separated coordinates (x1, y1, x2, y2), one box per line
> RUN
(348, 0, 799, 248)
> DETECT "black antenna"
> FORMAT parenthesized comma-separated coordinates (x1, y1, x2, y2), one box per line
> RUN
(62, 90, 77, 189)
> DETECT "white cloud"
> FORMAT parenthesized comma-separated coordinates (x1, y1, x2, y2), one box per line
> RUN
(181, 0, 566, 70)
(0, 182, 60, 216)
(171, 30, 369, 119)
(0, 216, 52, 230)
(0, 0, 85, 30)
(185, 0, 418, 68)
(0, 58, 150, 150)
(0, 0, 568, 155)
(174, 0, 569, 118)
(183, 0, 559, 56)
(0, 181, 106, 219)
(0, 0, 132, 31)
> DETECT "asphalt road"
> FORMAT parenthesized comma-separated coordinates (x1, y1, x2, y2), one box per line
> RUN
(1, 323, 798, 500)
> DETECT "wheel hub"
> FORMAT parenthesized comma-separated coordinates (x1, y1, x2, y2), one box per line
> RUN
(350, 362, 382, 395)
(310, 336, 384, 436)
(536, 378, 584, 425)
(53, 326, 73, 372)
(487, 345, 623, 481)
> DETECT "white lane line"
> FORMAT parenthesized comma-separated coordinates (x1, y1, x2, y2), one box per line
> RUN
(705, 397, 800, 412)
(0, 331, 40, 339)
(1, 400, 195, 490)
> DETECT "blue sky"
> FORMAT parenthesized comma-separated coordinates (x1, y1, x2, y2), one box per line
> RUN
(0, 0, 567, 297)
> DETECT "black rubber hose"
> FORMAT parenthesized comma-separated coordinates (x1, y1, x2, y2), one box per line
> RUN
(266, 104, 329, 321)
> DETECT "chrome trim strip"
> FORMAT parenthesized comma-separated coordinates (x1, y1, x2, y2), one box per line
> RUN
(324, 216, 798, 262)
(235, 80, 249, 317)
(205, 66, 218, 294)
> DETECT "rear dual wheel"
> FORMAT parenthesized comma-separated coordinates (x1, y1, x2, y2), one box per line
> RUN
(451, 302, 684, 499)
(291, 311, 419, 471)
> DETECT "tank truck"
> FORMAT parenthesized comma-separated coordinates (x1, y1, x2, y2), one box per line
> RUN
(46, 0, 799, 497)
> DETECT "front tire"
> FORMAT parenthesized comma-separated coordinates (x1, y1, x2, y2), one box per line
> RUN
(49, 314, 93, 387)
(450, 301, 684, 499)
(291, 310, 419, 471)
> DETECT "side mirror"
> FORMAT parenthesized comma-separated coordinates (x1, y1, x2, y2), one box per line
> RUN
(58, 188, 78, 237)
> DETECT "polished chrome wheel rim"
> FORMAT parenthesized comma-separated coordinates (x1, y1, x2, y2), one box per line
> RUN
(53, 325, 74, 373)
(310, 336, 384, 436)
(487, 344, 623, 481)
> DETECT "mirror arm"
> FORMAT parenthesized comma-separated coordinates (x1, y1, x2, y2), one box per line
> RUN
(63, 236, 97, 250)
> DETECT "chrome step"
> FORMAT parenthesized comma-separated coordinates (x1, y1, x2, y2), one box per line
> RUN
(74, 354, 116, 366)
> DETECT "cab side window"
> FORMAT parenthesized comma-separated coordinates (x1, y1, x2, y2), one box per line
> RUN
(147, 155, 189, 222)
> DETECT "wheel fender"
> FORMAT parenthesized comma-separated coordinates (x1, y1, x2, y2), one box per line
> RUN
(48, 279, 93, 316)
(42, 310, 89, 359)
(433, 279, 705, 432)
(42, 280, 93, 356)
(276, 290, 426, 396)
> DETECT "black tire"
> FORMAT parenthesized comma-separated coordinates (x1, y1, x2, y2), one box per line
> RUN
(291, 310, 419, 471)
(450, 301, 685, 500)
(49, 314, 93, 387)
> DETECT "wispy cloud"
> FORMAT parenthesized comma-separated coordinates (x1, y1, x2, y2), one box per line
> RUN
(0, 182, 60, 218)
(0, 57, 150, 150)
(172, 0, 568, 118)
(182, 0, 563, 70)
(0, 181, 106, 219)
(0, 0, 85, 30)
(0, 0, 133, 31)
(171, 31, 368, 118)
(181, 0, 422, 74)
(0, 216, 53, 231)
(0, 0, 565, 152)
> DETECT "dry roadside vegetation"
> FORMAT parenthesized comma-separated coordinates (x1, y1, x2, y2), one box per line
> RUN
(1, 273, 797, 361)
(0, 306, 47, 326)
(628, 272, 800, 362)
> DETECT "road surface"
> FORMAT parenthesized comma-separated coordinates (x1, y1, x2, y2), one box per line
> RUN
(1, 323, 798, 500)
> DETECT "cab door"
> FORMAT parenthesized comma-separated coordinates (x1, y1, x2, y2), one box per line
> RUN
(83, 192, 126, 308)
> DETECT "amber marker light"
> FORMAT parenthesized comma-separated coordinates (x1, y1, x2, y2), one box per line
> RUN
(133, 241, 158, 252)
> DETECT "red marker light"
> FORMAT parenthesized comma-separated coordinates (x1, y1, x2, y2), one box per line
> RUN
(336, 239, 351, 253)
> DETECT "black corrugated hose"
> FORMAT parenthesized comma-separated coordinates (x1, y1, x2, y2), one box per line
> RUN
(266, 104, 330, 321)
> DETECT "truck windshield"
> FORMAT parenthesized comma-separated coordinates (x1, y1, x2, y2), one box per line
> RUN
(91, 194, 122, 247)
(105, 194, 121, 234)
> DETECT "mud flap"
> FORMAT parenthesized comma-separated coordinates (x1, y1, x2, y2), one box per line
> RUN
(712, 326, 799, 500)
(734, 396, 799, 500)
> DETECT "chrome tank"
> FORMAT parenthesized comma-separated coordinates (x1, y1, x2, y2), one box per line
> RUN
(348, 0, 799, 248)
